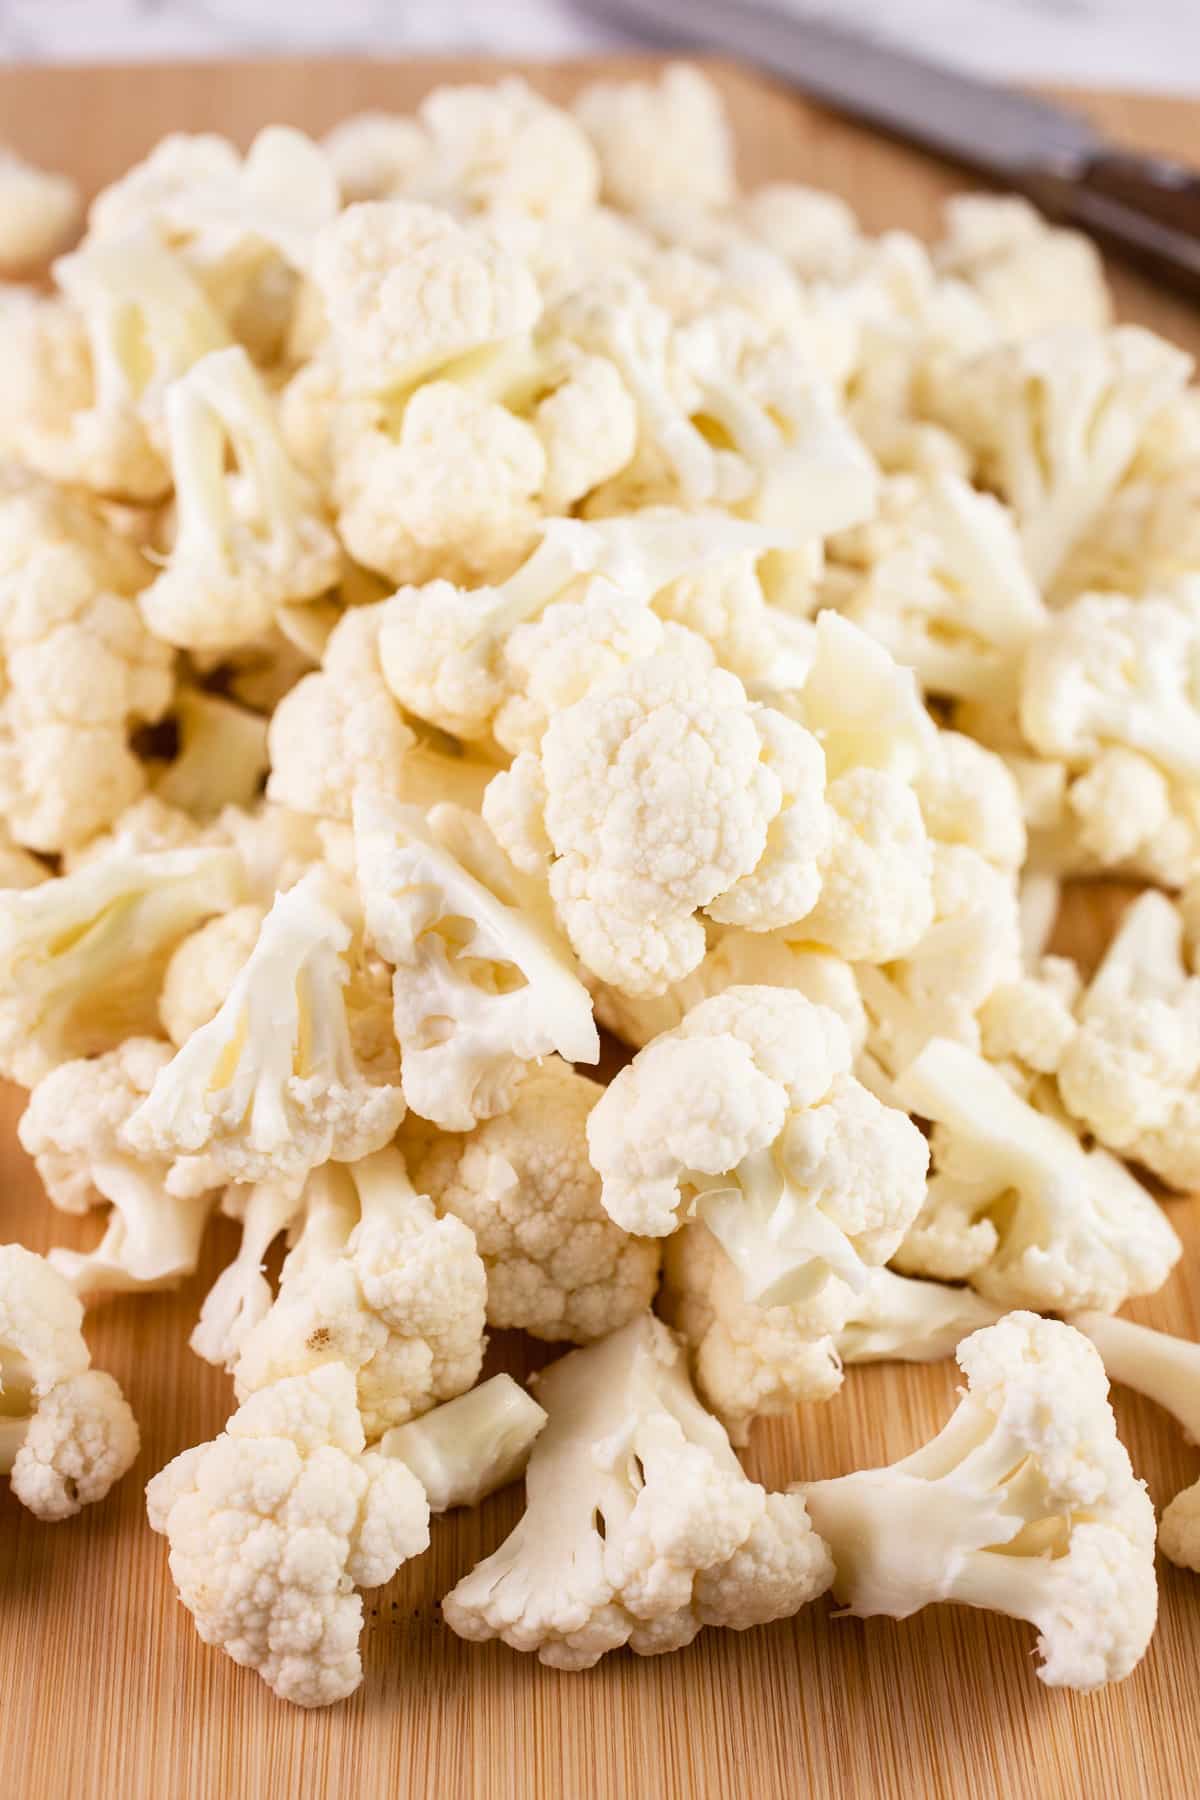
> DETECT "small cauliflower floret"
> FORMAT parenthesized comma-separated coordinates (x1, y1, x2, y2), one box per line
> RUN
(834, 473, 1045, 705)
(1071, 1313, 1200, 1573)
(1055, 465, 1200, 601)
(588, 987, 928, 1310)
(661, 1223, 844, 1444)
(125, 869, 405, 1196)
(835, 1267, 1003, 1365)
(1056, 891, 1200, 1192)
(140, 346, 341, 653)
(1066, 747, 1198, 888)
(321, 112, 427, 203)
(652, 552, 813, 687)
(573, 64, 736, 214)
(312, 200, 541, 393)
(412, 78, 599, 218)
(354, 792, 598, 1131)
(443, 1314, 832, 1668)
(189, 1178, 305, 1369)
(801, 1312, 1157, 1691)
(18, 1039, 213, 1299)
(732, 181, 862, 281)
(146, 1363, 430, 1707)
(412, 1058, 659, 1344)
(233, 1148, 487, 1436)
(159, 904, 266, 1047)
(799, 768, 933, 963)
(0, 146, 79, 268)
(0, 470, 174, 854)
(152, 688, 269, 820)
(487, 643, 829, 995)
(928, 324, 1191, 589)
(914, 729, 1027, 873)
(0, 1243, 138, 1520)
(978, 961, 1080, 1076)
(0, 842, 243, 1084)
(380, 1373, 547, 1512)
(892, 1038, 1181, 1312)
(934, 194, 1111, 337)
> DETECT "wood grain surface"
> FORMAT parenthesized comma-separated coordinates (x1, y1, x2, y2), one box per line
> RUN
(0, 55, 1197, 1800)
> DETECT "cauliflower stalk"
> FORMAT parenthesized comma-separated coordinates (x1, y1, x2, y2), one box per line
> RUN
(380, 1373, 547, 1513)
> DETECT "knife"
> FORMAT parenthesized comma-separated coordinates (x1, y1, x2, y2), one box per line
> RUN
(580, 0, 1200, 297)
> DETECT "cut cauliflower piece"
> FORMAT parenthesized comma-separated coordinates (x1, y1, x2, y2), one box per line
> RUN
(233, 1148, 487, 1436)
(0, 468, 174, 853)
(159, 903, 266, 1047)
(835, 1267, 1003, 1365)
(572, 64, 736, 214)
(443, 1314, 832, 1668)
(797, 767, 934, 963)
(18, 1038, 213, 1299)
(189, 1178, 306, 1370)
(354, 792, 598, 1131)
(125, 869, 405, 1196)
(0, 1243, 138, 1520)
(0, 842, 243, 1084)
(0, 145, 79, 268)
(410, 78, 599, 219)
(800, 1311, 1156, 1691)
(380, 1373, 547, 1512)
(892, 1037, 1181, 1312)
(146, 1363, 430, 1707)
(152, 688, 269, 820)
(588, 986, 929, 1311)
(140, 346, 341, 653)
(1056, 891, 1200, 1192)
(1072, 1312, 1200, 1574)
(411, 1058, 659, 1344)
(321, 112, 427, 204)
(913, 729, 1027, 873)
(934, 194, 1111, 337)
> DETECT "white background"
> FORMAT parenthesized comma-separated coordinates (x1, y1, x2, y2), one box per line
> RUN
(0, 0, 1196, 90)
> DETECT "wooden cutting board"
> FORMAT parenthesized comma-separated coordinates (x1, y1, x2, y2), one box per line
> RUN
(0, 54, 1197, 1800)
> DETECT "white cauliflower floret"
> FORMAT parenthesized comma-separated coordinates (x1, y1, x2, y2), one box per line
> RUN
(572, 65, 736, 214)
(801, 1311, 1157, 1691)
(18, 1039, 213, 1298)
(934, 194, 1111, 337)
(0, 145, 80, 268)
(588, 986, 928, 1311)
(892, 1037, 1181, 1312)
(354, 792, 598, 1131)
(1072, 1312, 1200, 1574)
(146, 1363, 430, 1707)
(189, 1178, 306, 1370)
(978, 960, 1080, 1075)
(0, 469, 173, 853)
(0, 842, 243, 1084)
(411, 78, 599, 219)
(0, 1243, 138, 1520)
(732, 182, 862, 282)
(834, 1267, 1003, 1365)
(412, 1058, 660, 1344)
(443, 1314, 832, 1668)
(321, 112, 426, 203)
(914, 729, 1027, 872)
(233, 1148, 487, 1436)
(380, 1374, 547, 1513)
(140, 346, 341, 653)
(159, 904, 266, 1046)
(125, 869, 405, 1195)
(1056, 891, 1200, 1192)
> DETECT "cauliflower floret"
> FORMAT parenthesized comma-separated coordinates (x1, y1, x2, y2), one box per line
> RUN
(412, 1058, 660, 1344)
(0, 469, 173, 853)
(410, 78, 599, 219)
(892, 1038, 1181, 1312)
(572, 65, 736, 214)
(152, 687, 269, 820)
(0, 841, 243, 1084)
(732, 182, 862, 282)
(798, 767, 934, 963)
(379, 1373, 547, 1513)
(146, 1363, 430, 1707)
(0, 145, 80, 268)
(0, 1243, 138, 1520)
(443, 1314, 832, 1668)
(835, 1266, 1003, 1365)
(914, 729, 1027, 873)
(354, 793, 598, 1131)
(18, 1038, 213, 1298)
(934, 194, 1111, 337)
(321, 112, 427, 203)
(125, 869, 405, 1195)
(588, 986, 928, 1312)
(233, 1148, 486, 1436)
(140, 346, 341, 653)
(978, 960, 1080, 1075)
(159, 904, 266, 1047)
(189, 1178, 306, 1370)
(800, 1312, 1157, 1691)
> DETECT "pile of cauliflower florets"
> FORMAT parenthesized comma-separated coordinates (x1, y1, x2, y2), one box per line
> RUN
(3, 63, 1200, 1709)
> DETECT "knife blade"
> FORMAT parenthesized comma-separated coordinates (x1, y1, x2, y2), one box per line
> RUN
(579, 0, 1200, 297)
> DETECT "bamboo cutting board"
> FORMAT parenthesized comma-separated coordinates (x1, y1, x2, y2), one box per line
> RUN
(0, 54, 1198, 1800)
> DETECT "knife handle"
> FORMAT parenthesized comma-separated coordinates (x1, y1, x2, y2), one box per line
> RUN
(1025, 151, 1200, 300)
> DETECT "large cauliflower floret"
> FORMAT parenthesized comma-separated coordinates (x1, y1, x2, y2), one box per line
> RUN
(0, 145, 79, 267)
(1056, 891, 1200, 1192)
(572, 64, 737, 214)
(124, 869, 405, 1195)
(232, 1148, 487, 1436)
(0, 469, 174, 853)
(443, 1315, 833, 1668)
(412, 1058, 660, 1344)
(892, 1037, 1181, 1312)
(146, 1363, 430, 1708)
(354, 792, 598, 1131)
(934, 194, 1111, 337)
(486, 643, 830, 996)
(800, 1312, 1157, 1691)
(0, 1243, 139, 1521)
(0, 842, 243, 1085)
(18, 1038, 213, 1299)
(588, 986, 929, 1312)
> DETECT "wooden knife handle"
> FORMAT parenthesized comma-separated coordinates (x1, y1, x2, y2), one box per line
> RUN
(1024, 150, 1200, 300)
